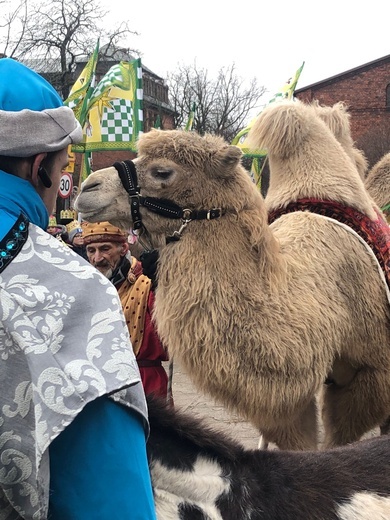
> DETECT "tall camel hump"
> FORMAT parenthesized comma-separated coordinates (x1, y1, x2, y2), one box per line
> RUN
(311, 100, 368, 180)
(247, 100, 375, 216)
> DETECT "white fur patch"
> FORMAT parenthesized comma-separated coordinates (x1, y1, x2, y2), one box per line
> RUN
(337, 492, 390, 520)
(151, 455, 230, 519)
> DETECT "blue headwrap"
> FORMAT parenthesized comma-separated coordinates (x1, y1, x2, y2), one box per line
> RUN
(0, 58, 82, 157)
(0, 58, 63, 111)
(0, 58, 82, 238)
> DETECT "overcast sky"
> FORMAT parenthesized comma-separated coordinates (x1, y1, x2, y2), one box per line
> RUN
(109, 0, 389, 104)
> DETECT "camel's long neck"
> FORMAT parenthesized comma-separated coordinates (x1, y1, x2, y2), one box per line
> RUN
(266, 155, 377, 220)
(158, 203, 282, 294)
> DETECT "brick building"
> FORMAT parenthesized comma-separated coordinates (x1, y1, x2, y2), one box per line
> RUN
(295, 54, 390, 167)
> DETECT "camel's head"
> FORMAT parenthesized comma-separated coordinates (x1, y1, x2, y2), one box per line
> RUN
(134, 129, 255, 241)
(75, 130, 254, 246)
(74, 165, 132, 230)
(244, 99, 376, 215)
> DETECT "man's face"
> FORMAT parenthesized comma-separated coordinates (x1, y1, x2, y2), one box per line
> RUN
(85, 241, 127, 277)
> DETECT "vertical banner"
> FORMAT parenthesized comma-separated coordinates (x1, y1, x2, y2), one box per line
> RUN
(72, 59, 144, 154)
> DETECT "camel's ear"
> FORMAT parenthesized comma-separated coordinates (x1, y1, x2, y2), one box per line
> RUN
(319, 102, 350, 142)
(209, 145, 242, 179)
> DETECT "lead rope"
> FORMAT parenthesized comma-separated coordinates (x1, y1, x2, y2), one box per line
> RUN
(167, 357, 174, 406)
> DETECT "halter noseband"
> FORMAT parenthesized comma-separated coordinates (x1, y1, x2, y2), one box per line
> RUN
(113, 159, 225, 243)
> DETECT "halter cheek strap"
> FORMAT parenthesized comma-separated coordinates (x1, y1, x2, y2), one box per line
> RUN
(113, 160, 143, 231)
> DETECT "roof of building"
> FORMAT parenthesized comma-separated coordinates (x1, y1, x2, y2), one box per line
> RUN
(295, 54, 390, 93)
(21, 44, 164, 81)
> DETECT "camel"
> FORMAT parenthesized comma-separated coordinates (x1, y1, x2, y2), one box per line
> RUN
(311, 101, 369, 180)
(75, 100, 390, 450)
(365, 152, 390, 217)
(147, 396, 390, 519)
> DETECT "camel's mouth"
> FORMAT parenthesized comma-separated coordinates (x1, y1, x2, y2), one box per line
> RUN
(74, 195, 109, 217)
(75, 207, 99, 220)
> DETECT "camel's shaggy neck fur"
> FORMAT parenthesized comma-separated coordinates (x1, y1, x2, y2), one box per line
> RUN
(76, 101, 390, 451)
(365, 152, 390, 209)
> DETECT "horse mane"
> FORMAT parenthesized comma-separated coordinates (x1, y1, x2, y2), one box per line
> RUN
(146, 396, 247, 463)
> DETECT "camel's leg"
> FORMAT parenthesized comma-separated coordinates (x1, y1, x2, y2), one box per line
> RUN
(259, 397, 318, 451)
(257, 433, 269, 450)
(322, 368, 390, 448)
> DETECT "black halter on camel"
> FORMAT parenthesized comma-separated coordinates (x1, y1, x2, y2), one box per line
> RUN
(113, 159, 225, 244)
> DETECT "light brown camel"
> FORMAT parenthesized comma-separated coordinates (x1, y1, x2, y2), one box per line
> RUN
(365, 152, 390, 217)
(75, 100, 390, 450)
(311, 101, 368, 180)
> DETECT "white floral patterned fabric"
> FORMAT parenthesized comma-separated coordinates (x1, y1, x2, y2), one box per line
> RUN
(0, 222, 148, 519)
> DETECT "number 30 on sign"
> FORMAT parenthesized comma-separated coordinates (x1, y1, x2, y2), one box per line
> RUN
(58, 172, 73, 199)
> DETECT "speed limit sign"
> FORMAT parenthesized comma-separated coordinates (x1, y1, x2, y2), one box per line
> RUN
(58, 172, 73, 199)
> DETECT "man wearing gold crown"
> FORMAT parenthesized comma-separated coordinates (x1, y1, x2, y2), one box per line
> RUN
(82, 221, 170, 400)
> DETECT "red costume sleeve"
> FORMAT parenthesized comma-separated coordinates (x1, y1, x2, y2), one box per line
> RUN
(136, 290, 169, 398)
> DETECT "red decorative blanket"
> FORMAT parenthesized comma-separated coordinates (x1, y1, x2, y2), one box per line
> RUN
(268, 198, 390, 291)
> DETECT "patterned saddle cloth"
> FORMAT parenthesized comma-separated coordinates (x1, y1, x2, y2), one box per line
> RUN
(268, 198, 390, 294)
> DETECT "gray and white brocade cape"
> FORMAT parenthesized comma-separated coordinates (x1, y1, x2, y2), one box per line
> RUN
(0, 221, 148, 519)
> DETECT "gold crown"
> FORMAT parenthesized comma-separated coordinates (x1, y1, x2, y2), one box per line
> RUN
(66, 220, 82, 234)
(48, 215, 57, 227)
(60, 209, 77, 220)
(82, 221, 128, 244)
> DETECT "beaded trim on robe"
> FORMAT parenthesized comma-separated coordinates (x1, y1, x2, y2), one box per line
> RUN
(0, 213, 29, 272)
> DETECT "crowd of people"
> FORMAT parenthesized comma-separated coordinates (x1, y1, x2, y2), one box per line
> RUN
(0, 57, 165, 518)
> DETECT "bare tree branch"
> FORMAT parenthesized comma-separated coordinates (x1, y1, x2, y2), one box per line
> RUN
(0, 0, 140, 98)
(167, 62, 266, 142)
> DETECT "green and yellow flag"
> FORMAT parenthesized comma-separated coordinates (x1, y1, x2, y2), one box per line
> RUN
(184, 102, 196, 131)
(268, 61, 305, 104)
(65, 40, 100, 127)
(72, 58, 144, 153)
(231, 115, 267, 158)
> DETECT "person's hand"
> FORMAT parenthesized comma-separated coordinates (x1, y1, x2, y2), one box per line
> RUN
(140, 249, 159, 290)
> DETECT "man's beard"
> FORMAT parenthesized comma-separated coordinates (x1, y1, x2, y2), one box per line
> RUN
(95, 256, 129, 286)
(94, 261, 114, 279)
(99, 266, 113, 279)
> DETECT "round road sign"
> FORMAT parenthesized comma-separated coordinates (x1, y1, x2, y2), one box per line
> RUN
(58, 172, 73, 199)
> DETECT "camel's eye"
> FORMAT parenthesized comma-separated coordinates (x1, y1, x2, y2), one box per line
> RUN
(82, 182, 100, 193)
(151, 167, 173, 180)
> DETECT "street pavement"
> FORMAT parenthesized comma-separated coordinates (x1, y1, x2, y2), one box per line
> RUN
(165, 360, 380, 451)
(166, 359, 267, 450)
